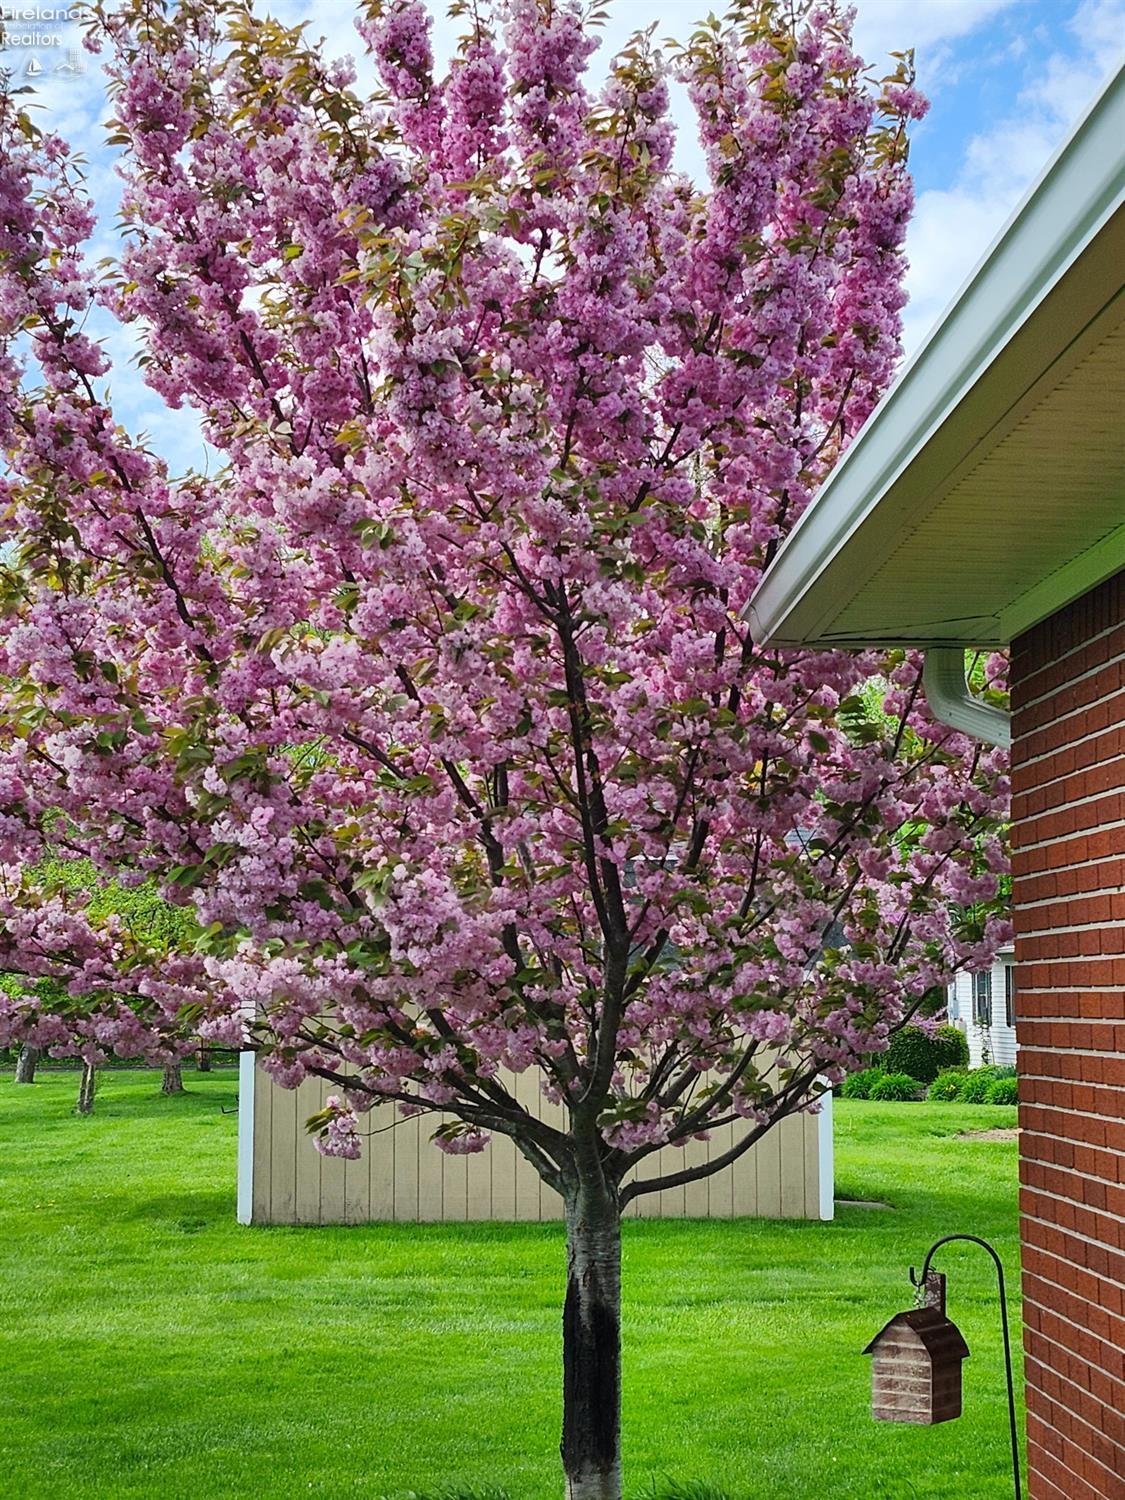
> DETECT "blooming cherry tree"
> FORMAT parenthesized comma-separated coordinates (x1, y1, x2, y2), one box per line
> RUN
(0, 2, 1009, 1495)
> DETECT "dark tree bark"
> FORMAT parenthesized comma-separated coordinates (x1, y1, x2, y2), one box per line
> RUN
(196, 1045, 212, 1072)
(75, 1061, 96, 1115)
(14, 1044, 39, 1084)
(161, 1062, 184, 1094)
(561, 1171, 622, 1500)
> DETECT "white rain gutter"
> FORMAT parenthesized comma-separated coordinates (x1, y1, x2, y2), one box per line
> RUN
(922, 650, 1010, 750)
(746, 59, 1125, 652)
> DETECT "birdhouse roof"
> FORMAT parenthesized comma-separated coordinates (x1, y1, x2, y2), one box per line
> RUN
(863, 1306, 971, 1362)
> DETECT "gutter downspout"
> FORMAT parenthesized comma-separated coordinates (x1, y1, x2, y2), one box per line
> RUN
(922, 648, 1011, 750)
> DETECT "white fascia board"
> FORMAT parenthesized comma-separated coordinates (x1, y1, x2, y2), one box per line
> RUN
(748, 61, 1125, 649)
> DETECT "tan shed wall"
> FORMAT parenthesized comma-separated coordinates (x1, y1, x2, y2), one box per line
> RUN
(241, 1059, 830, 1225)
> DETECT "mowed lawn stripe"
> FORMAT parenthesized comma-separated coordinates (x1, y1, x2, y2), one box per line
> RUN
(0, 1072, 1020, 1499)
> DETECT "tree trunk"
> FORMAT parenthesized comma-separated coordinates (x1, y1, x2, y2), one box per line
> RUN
(76, 1061, 96, 1115)
(196, 1046, 212, 1073)
(161, 1062, 184, 1095)
(561, 1180, 622, 1500)
(14, 1044, 39, 1084)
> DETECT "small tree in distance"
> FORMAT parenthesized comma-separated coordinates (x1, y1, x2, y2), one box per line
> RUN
(0, 3, 1010, 1495)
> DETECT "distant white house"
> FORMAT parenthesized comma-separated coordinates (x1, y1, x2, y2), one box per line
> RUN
(946, 946, 1016, 1068)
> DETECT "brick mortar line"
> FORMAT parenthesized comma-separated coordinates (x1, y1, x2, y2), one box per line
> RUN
(1014, 681, 1125, 740)
(1023, 1371, 1124, 1483)
(1013, 986, 1125, 996)
(1023, 1322, 1125, 1408)
(1017, 916, 1125, 936)
(1016, 672, 1125, 729)
(1014, 815, 1125, 855)
(1015, 888, 1125, 911)
(1013, 749, 1125, 801)
(1015, 617, 1125, 696)
(1022, 1365, 1125, 1465)
(1017, 649, 1125, 716)
(1022, 1273, 1125, 1351)
(1010, 961, 1125, 977)
(1026, 1050, 1125, 1062)
(1016, 703, 1125, 772)
(1017, 1029, 1124, 1039)
(1021, 1181, 1125, 1230)
(1022, 1212, 1125, 1270)
(1015, 849, 1125, 880)
(1023, 1410, 1124, 1493)
(1015, 777, 1125, 817)
(1021, 1127, 1125, 1161)
(1018, 1100, 1125, 1128)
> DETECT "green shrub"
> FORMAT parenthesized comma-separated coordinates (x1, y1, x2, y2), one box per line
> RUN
(933, 1023, 969, 1071)
(883, 1027, 936, 1083)
(868, 1072, 923, 1102)
(985, 1076, 1019, 1106)
(928, 1068, 969, 1101)
(840, 1067, 885, 1100)
(883, 1023, 969, 1083)
(957, 1067, 1005, 1103)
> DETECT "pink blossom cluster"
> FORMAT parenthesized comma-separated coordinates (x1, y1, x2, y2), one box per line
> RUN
(0, 0, 1007, 1199)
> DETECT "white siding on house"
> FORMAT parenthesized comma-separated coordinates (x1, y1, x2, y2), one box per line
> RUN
(947, 954, 1017, 1069)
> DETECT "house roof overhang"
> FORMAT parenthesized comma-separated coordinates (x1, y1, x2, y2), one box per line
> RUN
(748, 62, 1125, 652)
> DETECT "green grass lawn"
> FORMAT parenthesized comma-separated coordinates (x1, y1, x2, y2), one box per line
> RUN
(0, 1070, 1021, 1499)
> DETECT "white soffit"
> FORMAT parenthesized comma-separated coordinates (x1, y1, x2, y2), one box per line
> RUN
(749, 62, 1125, 650)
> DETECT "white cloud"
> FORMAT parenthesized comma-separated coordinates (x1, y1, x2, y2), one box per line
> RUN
(852, 0, 1018, 64)
(901, 0, 1125, 353)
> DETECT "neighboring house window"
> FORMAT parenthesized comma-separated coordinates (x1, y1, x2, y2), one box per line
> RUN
(973, 970, 992, 1027)
(1005, 965, 1016, 1028)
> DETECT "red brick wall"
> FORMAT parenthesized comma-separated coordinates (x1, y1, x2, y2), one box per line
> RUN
(1011, 570, 1125, 1500)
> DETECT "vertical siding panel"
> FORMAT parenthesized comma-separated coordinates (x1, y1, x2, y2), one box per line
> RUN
(320, 1144, 347, 1226)
(317, 1078, 346, 1225)
(779, 1114, 805, 1218)
(369, 1112, 395, 1221)
(442, 1135, 469, 1223)
(394, 1110, 420, 1222)
(466, 1133, 492, 1220)
(513, 1072, 541, 1222)
(708, 1116, 735, 1219)
(417, 1114, 444, 1222)
(343, 1111, 371, 1224)
(251, 1060, 273, 1223)
(269, 1076, 298, 1224)
(629, 1165, 654, 1218)
(659, 1153, 687, 1219)
(732, 1126, 759, 1218)
(293, 1076, 323, 1225)
(540, 1082, 565, 1221)
(756, 1119, 782, 1218)
(489, 1115, 517, 1220)
(682, 1131, 711, 1218)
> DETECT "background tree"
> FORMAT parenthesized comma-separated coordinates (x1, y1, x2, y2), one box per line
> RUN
(13, 1043, 38, 1082)
(0, 3, 1010, 1496)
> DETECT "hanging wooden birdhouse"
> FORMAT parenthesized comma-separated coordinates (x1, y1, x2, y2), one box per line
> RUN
(863, 1273, 970, 1425)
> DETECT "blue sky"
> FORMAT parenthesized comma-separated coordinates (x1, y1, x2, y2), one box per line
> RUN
(3, 0, 1123, 473)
